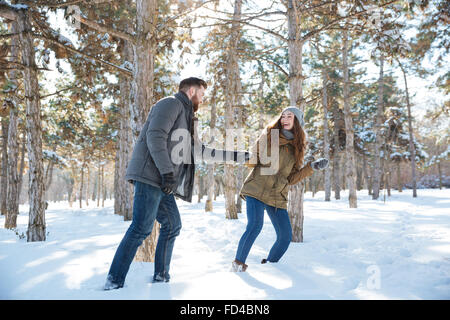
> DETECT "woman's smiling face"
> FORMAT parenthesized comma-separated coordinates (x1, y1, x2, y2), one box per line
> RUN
(281, 111, 295, 131)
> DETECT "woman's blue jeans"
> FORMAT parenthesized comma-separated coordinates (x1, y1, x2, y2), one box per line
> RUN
(235, 196, 292, 264)
(107, 181, 181, 286)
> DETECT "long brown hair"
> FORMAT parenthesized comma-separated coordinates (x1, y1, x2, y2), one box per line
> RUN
(266, 114, 307, 169)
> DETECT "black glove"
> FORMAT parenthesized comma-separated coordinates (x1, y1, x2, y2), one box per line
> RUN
(161, 172, 177, 194)
(233, 151, 250, 163)
(311, 158, 329, 171)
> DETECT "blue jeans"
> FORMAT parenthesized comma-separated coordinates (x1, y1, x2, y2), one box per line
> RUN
(235, 196, 292, 264)
(107, 181, 181, 286)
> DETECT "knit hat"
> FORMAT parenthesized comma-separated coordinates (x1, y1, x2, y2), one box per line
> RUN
(281, 106, 305, 128)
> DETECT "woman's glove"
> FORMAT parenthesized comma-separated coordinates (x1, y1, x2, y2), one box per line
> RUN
(311, 158, 329, 171)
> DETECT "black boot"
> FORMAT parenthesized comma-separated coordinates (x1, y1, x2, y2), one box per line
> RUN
(152, 272, 170, 283)
(261, 258, 267, 264)
(104, 275, 124, 290)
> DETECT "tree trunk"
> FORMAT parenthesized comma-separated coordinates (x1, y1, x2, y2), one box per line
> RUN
(4, 18, 19, 228)
(86, 165, 90, 206)
(362, 152, 371, 195)
(116, 37, 134, 220)
(396, 161, 402, 192)
(287, 0, 306, 243)
(69, 167, 78, 208)
(342, 29, 357, 208)
(385, 146, 391, 197)
(198, 174, 204, 203)
(97, 161, 101, 207)
(333, 102, 341, 200)
(101, 164, 105, 207)
(133, 0, 158, 262)
(129, 0, 156, 142)
(398, 61, 417, 197)
(4, 111, 19, 229)
(1, 118, 8, 216)
(45, 161, 55, 194)
(322, 69, 331, 201)
(372, 54, 384, 200)
(437, 161, 442, 190)
(79, 164, 84, 208)
(356, 158, 363, 191)
(205, 90, 217, 212)
(114, 147, 120, 214)
(17, 10, 46, 241)
(18, 131, 26, 204)
(223, 0, 243, 220)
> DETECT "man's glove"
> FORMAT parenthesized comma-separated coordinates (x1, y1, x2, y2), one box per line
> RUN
(233, 151, 251, 163)
(311, 158, 329, 171)
(161, 172, 177, 194)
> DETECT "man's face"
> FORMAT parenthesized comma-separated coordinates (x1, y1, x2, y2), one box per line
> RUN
(190, 86, 205, 111)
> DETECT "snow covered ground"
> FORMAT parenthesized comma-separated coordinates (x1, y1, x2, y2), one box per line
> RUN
(1, 189, 449, 300)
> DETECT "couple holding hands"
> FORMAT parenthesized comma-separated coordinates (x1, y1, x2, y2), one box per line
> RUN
(104, 77, 328, 290)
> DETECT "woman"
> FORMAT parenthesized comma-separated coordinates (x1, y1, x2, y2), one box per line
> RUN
(232, 106, 329, 272)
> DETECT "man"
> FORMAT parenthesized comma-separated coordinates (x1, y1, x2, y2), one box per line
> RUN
(105, 77, 249, 289)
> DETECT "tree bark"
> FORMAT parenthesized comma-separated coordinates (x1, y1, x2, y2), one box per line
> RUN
(86, 165, 90, 206)
(18, 9, 46, 241)
(133, 0, 158, 262)
(286, 0, 306, 242)
(115, 34, 134, 220)
(398, 61, 417, 197)
(1, 118, 8, 216)
(5, 21, 20, 228)
(322, 69, 331, 201)
(223, 0, 243, 220)
(342, 29, 357, 208)
(18, 131, 26, 204)
(79, 164, 84, 208)
(101, 164, 105, 207)
(97, 160, 101, 207)
(116, 43, 133, 221)
(205, 90, 217, 212)
(333, 102, 341, 200)
(362, 152, 371, 195)
(372, 54, 384, 200)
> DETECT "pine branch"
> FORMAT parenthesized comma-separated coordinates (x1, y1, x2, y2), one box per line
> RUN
(301, 0, 400, 42)
(74, 14, 135, 43)
(196, 14, 287, 41)
(20, 0, 113, 9)
(40, 86, 79, 99)
(34, 33, 132, 77)
(0, 31, 23, 39)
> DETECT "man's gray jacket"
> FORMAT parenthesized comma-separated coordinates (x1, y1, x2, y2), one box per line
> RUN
(125, 91, 245, 202)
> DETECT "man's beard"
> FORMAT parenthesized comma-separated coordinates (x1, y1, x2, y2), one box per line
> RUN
(192, 94, 200, 112)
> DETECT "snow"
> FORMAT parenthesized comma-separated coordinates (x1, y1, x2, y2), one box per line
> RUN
(1, 189, 450, 300)
(10, 3, 28, 10)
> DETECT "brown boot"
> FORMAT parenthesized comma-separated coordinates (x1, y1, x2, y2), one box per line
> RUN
(231, 259, 248, 272)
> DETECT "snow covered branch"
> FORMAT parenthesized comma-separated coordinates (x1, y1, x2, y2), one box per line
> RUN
(0, 1, 20, 21)
(34, 33, 132, 77)
(73, 14, 135, 43)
